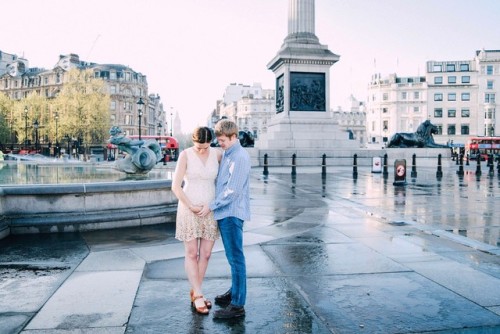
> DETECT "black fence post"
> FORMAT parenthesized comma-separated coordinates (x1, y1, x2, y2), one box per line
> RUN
(353, 154, 358, 179)
(475, 156, 482, 176)
(383, 153, 389, 178)
(488, 154, 494, 176)
(456, 154, 464, 176)
(436, 154, 443, 178)
(263, 153, 269, 176)
(411, 153, 417, 178)
(321, 153, 326, 177)
(291, 153, 297, 176)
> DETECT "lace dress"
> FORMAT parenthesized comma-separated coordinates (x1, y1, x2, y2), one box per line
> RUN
(175, 147, 220, 241)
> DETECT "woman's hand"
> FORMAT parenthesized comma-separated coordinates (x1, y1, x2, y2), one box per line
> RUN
(197, 204, 211, 217)
(189, 205, 202, 214)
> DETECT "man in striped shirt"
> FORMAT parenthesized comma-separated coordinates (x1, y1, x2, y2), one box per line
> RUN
(199, 119, 250, 319)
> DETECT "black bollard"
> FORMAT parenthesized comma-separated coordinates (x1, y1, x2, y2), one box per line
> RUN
(488, 154, 494, 176)
(263, 153, 269, 176)
(321, 153, 326, 177)
(466, 154, 470, 166)
(436, 154, 443, 178)
(291, 153, 297, 176)
(411, 153, 417, 178)
(456, 153, 464, 176)
(497, 157, 500, 175)
(383, 153, 389, 178)
(475, 155, 482, 176)
(353, 154, 358, 179)
(455, 152, 459, 165)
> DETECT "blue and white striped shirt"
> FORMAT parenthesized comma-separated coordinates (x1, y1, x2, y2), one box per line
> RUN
(209, 141, 251, 221)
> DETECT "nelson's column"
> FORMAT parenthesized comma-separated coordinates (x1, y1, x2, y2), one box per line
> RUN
(256, 0, 357, 156)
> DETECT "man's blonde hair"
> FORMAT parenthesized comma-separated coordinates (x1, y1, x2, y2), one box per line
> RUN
(214, 119, 238, 137)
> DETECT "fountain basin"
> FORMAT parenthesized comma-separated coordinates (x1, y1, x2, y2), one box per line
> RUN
(0, 179, 177, 239)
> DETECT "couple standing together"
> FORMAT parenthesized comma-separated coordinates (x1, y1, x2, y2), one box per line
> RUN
(172, 119, 250, 319)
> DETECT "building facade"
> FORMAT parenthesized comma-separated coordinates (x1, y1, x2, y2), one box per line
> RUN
(215, 83, 275, 139)
(0, 52, 165, 146)
(367, 49, 500, 147)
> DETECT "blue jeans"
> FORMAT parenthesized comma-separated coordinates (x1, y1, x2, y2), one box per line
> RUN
(218, 217, 246, 306)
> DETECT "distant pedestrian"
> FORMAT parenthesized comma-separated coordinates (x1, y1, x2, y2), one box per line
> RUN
(172, 126, 222, 315)
(198, 119, 251, 319)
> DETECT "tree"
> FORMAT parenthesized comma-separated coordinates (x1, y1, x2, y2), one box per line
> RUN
(54, 69, 110, 149)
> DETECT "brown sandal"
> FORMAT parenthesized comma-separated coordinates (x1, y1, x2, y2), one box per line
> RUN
(191, 288, 212, 309)
(192, 295, 209, 315)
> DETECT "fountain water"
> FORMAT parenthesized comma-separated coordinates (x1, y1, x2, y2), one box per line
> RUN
(0, 159, 177, 240)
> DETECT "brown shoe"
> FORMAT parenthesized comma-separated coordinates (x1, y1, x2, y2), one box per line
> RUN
(192, 295, 209, 315)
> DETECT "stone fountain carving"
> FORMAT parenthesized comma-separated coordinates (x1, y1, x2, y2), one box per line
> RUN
(108, 126, 162, 174)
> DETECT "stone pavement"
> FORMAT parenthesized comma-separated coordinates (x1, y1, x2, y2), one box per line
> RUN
(1, 165, 499, 334)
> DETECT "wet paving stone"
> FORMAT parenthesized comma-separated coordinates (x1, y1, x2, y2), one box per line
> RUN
(127, 277, 331, 334)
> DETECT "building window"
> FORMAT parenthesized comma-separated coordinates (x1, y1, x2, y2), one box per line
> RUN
(448, 109, 456, 117)
(461, 108, 470, 117)
(434, 108, 443, 117)
(461, 125, 469, 135)
(413, 106, 420, 113)
(433, 65, 442, 72)
(448, 76, 456, 84)
(382, 107, 388, 113)
(110, 85, 116, 94)
(461, 76, 470, 84)
(414, 91, 420, 99)
(485, 93, 496, 103)
(383, 120, 388, 131)
(436, 125, 443, 135)
(485, 108, 495, 119)
(487, 65, 493, 75)
(446, 64, 455, 72)
(448, 93, 456, 101)
(434, 76, 443, 84)
(461, 93, 470, 101)
(434, 93, 443, 101)
(447, 125, 456, 135)
(110, 101, 116, 110)
(487, 80, 494, 89)
(401, 92, 407, 100)
(383, 93, 388, 101)
(460, 64, 469, 71)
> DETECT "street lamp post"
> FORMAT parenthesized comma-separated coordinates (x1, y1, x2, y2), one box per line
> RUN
(170, 111, 173, 136)
(54, 112, 59, 157)
(137, 97, 144, 140)
(157, 122, 162, 140)
(24, 106, 29, 148)
(33, 120, 39, 152)
(10, 118, 15, 150)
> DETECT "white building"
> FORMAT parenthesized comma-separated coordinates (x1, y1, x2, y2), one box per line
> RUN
(366, 73, 427, 146)
(216, 83, 275, 139)
(367, 49, 500, 147)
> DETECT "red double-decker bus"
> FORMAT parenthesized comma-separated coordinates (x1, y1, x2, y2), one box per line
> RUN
(465, 136, 500, 161)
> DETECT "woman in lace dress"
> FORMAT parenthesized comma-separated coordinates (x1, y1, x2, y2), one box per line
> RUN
(172, 127, 221, 315)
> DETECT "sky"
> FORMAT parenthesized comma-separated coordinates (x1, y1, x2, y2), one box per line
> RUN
(2, 0, 499, 133)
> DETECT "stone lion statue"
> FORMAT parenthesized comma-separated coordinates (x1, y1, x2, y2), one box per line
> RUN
(108, 126, 163, 174)
(386, 120, 449, 148)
